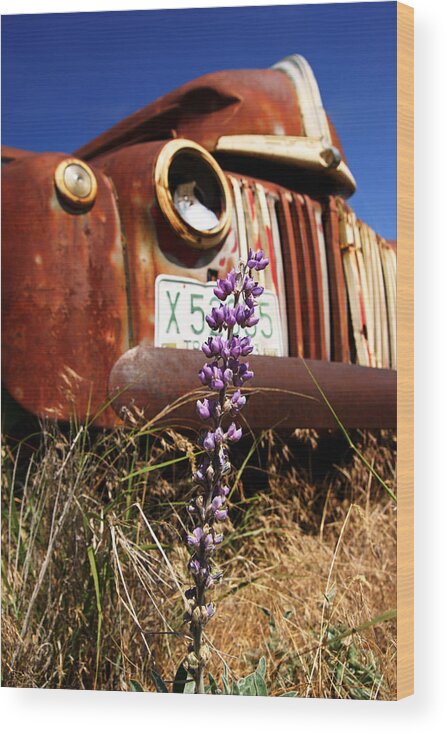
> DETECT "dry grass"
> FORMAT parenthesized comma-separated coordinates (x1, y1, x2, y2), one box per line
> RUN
(1, 420, 396, 698)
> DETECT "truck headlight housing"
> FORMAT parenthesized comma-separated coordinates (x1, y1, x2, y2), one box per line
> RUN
(154, 139, 232, 249)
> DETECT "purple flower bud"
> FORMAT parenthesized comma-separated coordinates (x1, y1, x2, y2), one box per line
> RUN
(243, 275, 264, 299)
(210, 374, 224, 392)
(203, 533, 214, 551)
(223, 368, 233, 386)
(239, 336, 253, 356)
(231, 390, 247, 413)
(215, 509, 228, 522)
(202, 336, 224, 358)
(256, 257, 269, 271)
(203, 431, 216, 452)
(244, 310, 259, 328)
(234, 304, 247, 326)
(223, 305, 237, 328)
(226, 422, 242, 443)
(213, 271, 236, 301)
(200, 363, 227, 391)
(187, 527, 204, 547)
(198, 363, 213, 386)
(211, 496, 224, 512)
(203, 427, 224, 452)
(216, 483, 230, 497)
(247, 248, 269, 271)
(213, 533, 224, 545)
(206, 602, 216, 619)
(244, 294, 255, 310)
(196, 398, 212, 421)
(233, 362, 254, 386)
(206, 306, 225, 330)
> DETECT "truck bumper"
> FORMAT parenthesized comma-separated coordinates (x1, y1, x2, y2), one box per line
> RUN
(108, 346, 396, 430)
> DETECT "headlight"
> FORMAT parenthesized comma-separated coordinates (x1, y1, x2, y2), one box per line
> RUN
(54, 158, 97, 209)
(154, 139, 232, 249)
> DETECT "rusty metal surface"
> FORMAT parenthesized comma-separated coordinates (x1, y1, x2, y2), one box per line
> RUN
(1, 153, 129, 425)
(2, 145, 38, 163)
(323, 196, 350, 363)
(108, 346, 397, 430)
(276, 191, 304, 357)
(303, 195, 328, 361)
(75, 69, 347, 179)
(93, 141, 240, 349)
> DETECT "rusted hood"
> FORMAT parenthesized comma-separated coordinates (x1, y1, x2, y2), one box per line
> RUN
(74, 67, 345, 163)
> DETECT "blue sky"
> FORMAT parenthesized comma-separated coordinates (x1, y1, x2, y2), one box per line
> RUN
(1, 2, 397, 238)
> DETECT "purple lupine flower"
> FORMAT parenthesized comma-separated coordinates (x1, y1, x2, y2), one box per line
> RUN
(239, 336, 254, 356)
(235, 304, 259, 328)
(187, 527, 204, 547)
(243, 275, 264, 298)
(205, 305, 226, 330)
(215, 483, 230, 497)
(203, 428, 224, 452)
(247, 247, 270, 271)
(230, 390, 246, 414)
(211, 495, 225, 513)
(233, 362, 254, 387)
(223, 304, 237, 328)
(213, 270, 236, 301)
(196, 398, 213, 421)
(198, 363, 213, 386)
(202, 336, 224, 358)
(185, 251, 269, 693)
(226, 422, 242, 443)
(211, 496, 228, 521)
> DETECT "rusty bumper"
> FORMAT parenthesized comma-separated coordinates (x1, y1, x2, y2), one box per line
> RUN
(108, 346, 396, 430)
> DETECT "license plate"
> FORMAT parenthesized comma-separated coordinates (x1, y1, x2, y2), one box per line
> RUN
(155, 275, 285, 356)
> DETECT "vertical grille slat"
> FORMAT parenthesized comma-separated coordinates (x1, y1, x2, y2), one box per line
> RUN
(322, 197, 350, 363)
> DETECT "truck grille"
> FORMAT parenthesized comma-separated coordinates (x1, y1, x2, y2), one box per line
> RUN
(226, 174, 397, 369)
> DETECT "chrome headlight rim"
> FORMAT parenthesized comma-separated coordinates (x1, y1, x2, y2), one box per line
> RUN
(154, 139, 232, 250)
(54, 158, 98, 209)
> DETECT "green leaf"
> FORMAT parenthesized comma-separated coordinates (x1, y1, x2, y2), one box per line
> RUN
(231, 681, 240, 695)
(208, 672, 220, 694)
(222, 665, 231, 695)
(173, 662, 195, 694)
(129, 679, 144, 692)
(280, 691, 298, 697)
(256, 656, 267, 679)
(255, 672, 268, 697)
(150, 669, 169, 693)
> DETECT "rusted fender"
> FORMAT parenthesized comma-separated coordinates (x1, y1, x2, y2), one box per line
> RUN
(1, 152, 129, 426)
(108, 346, 397, 429)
